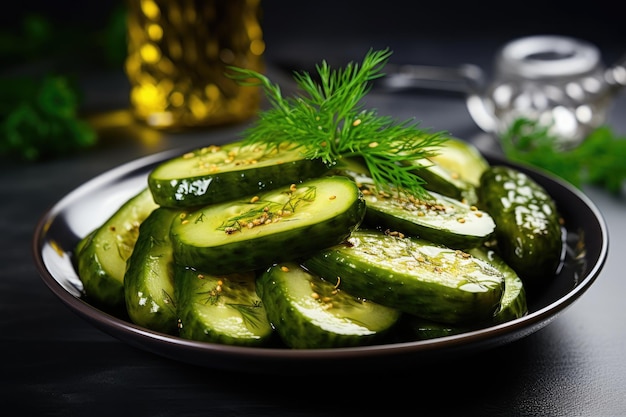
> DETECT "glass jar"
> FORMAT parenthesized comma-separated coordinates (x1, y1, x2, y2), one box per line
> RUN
(125, 0, 265, 130)
(480, 35, 611, 149)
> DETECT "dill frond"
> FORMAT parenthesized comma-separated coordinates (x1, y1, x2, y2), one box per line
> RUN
(227, 48, 449, 198)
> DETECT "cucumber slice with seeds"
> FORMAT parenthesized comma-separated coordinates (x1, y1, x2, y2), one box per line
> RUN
(175, 266, 273, 346)
(331, 157, 495, 248)
(302, 229, 505, 325)
(362, 189, 496, 249)
(402, 246, 528, 340)
(257, 262, 401, 349)
(148, 141, 329, 208)
(170, 176, 366, 275)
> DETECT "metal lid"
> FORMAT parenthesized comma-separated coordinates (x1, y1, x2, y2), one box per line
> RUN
(496, 35, 601, 80)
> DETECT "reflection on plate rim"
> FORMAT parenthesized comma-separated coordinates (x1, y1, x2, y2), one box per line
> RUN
(32, 146, 610, 371)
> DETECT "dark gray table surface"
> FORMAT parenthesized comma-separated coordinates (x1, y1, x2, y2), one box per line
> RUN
(2, 26, 626, 416)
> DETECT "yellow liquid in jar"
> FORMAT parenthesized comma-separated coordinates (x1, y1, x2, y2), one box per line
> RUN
(125, 0, 265, 129)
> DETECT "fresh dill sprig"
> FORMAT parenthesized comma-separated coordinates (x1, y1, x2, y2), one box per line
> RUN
(228, 48, 448, 198)
(501, 118, 626, 194)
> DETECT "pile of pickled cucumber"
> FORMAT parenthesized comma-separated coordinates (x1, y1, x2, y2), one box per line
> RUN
(74, 138, 564, 349)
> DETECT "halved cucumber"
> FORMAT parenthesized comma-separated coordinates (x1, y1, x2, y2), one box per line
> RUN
(170, 176, 366, 275)
(405, 137, 489, 204)
(175, 266, 274, 346)
(75, 187, 159, 314)
(148, 140, 329, 208)
(401, 246, 528, 340)
(331, 156, 495, 248)
(124, 207, 179, 334)
(427, 137, 490, 187)
(302, 229, 505, 325)
(257, 262, 401, 348)
(361, 188, 495, 249)
(467, 246, 528, 323)
(412, 158, 479, 205)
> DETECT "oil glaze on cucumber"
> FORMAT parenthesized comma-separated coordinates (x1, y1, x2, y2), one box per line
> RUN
(75, 188, 159, 314)
(302, 229, 505, 325)
(124, 207, 179, 334)
(148, 141, 328, 208)
(257, 262, 401, 348)
(175, 266, 274, 347)
(170, 176, 366, 275)
(478, 165, 564, 288)
(362, 189, 496, 249)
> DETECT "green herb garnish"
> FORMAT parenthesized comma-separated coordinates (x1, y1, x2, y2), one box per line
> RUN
(0, 75, 97, 162)
(0, 8, 127, 162)
(501, 118, 626, 194)
(228, 48, 448, 199)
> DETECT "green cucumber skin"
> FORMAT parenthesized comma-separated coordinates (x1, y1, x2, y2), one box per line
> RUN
(76, 232, 126, 314)
(412, 160, 479, 206)
(124, 207, 179, 334)
(362, 191, 495, 249)
(148, 142, 329, 208)
(175, 266, 274, 346)
(302, 230, 505, 325)
(76, 188, 159, 315)
(401, 246, 528, 341)
(478, 166, 564, 288)
(331, 156, 494, 248)
(426, 137, 490, 187)
(257, 262, 402, 349)
(468, 246, 528, 324)
(170, 176, 366, 275)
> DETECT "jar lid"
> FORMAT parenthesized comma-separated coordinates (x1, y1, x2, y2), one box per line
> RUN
(496, 35, 601, 80)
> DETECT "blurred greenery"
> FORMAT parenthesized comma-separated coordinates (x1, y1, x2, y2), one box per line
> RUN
(0, 4, 127, 162)
(501, 118, 626, 195)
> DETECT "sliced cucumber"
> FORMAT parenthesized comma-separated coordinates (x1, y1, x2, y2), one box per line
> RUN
(467, 246, 528, 323)
(148, 141, 329, 208)
(406, 137, 489, 204)
(427, 137, 490, 187)
(170, 176, 366, 275)
(331, 156, 494, 248)
(361, 187, 495, 249)
(478, 165, 564, 288)
(257, 262, 401, 349)
(402, 245, 528, 340)
(75, 187, 159, 314)
(409, 158, 479, 205)
(332, 153, 479, 205)
(124, 207, 179, 334)
(302, 229, 505, 325)
(175, 266, 274, 347)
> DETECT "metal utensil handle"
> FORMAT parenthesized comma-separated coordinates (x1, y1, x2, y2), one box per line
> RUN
(379, 63, 485, 94)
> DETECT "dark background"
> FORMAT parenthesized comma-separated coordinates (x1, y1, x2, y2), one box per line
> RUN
(3, 0, 624, 91)
(3, 0, 624, 55)
(4, 0, 624, 41)
(2, 2, 626, 416)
